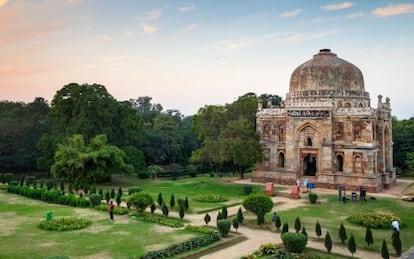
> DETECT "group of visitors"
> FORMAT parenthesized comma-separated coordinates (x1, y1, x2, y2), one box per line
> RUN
(337, 186, 367, 203)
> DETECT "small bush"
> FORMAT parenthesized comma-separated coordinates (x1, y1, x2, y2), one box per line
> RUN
(281, 232, 307, 253)
(127, 192, 153, 212)
(193, 193, 227, 203)
(308, 193, 318, 204)
(39, 217, 91, 231)
(89, 194, 102, 207)
(243, 185, 253, 195)
(217, 219, 231, 237)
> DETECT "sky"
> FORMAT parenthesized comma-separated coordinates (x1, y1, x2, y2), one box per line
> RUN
(1, 0, 414, 119)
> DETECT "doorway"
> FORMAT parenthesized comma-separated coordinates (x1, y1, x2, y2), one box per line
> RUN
(303, 154, 317, 176)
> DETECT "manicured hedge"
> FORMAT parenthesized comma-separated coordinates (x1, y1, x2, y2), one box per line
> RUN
(140, 232, 221, 259)
(7, 185, 89, 207)
(281, 232, 308, 253)
(185, 225, 217, 234)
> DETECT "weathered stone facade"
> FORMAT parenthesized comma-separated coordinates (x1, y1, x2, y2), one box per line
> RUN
(253, 49, 395, 192)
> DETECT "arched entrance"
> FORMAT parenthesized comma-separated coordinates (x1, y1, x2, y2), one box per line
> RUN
(303, 153, 317, 176)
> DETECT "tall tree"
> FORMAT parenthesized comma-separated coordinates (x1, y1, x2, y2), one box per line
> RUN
(49, 83, 119, 141)
(0, 98, 50, 172)
(392, 117, 414, 173)
(51, 134, 133, 184)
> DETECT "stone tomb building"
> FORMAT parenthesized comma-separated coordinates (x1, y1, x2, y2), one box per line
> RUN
(253, 49, 395, 192)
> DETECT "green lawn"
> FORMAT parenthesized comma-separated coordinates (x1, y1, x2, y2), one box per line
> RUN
(261, 192, 414, 253)
(0, 190, 198, 258)
(99, 175, 268, 213)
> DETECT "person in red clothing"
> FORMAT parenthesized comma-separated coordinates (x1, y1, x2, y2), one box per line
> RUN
(109, 200, 115, 221)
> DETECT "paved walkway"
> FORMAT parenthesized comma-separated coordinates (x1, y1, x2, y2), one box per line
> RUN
(185, 178, 412, 259)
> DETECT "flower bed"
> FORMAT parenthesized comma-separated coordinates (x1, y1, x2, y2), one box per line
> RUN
(193, 193, 227, 203)
(348, 210, 400, 228)
(39, 217, 91, 231)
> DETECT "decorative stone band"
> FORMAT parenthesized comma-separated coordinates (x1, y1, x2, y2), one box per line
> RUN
(287, 110, 330, 118)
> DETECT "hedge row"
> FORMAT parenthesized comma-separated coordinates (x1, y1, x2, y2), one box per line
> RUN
(184, 225, 217, 234)
(140, 232, 221, 259)
(7, 185, 90, 207)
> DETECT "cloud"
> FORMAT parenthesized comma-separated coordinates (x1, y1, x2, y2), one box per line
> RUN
(217, 39, 256, 50)
(372, 4, 414, 17)
(0, 0, 8, 9)
(179, 6, 196, 12)
(280, 8, 303, 18)
(322, 2, 354, 11)
(138, 9, 162, 21)
(265, 30, 336, 43)
(100, 55, 128, 64)
(346, 12, 365, 18)
(182, 23, 198, 32)
(140, 24, 159, 34)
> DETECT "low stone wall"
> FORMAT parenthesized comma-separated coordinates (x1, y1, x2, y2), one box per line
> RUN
(252, 170, 393, 193)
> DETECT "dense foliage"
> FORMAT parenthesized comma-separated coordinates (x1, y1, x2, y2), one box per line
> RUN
(39, 217, 91, 231)
(51, 134, 133, 184)
(392, 117, 414, 175)
(7, 185, 89, 207)
(216, 219, 231, 237)
(127, 192, 153, 212)
(348, 211, 399, 228)
(281, 232, 308, 253)
(140, 232, 220, 259)
(0, 98, 50, 172)
(243, 193, 273, 225)
(191, 93, 265, 178)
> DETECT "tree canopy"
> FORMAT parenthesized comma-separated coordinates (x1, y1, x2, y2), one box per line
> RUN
(191, 93, 264, 177)
(51, 134, 133, 184)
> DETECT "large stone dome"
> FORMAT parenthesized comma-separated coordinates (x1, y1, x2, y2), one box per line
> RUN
(289, 49, 364, 93)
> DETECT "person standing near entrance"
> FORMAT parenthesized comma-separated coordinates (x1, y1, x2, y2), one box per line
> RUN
(109, 200, 115, 221)
(296, 179, 301, 192)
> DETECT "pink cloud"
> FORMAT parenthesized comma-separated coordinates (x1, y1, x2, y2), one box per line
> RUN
(372, 4, 414, 17)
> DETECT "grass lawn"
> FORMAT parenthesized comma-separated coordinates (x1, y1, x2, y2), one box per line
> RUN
(98, 175, 268, 213)
(255, 192, 414, 254)
(0, 190, 199, 258)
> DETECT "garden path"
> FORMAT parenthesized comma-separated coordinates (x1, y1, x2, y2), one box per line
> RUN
(184, 178, 412, 259)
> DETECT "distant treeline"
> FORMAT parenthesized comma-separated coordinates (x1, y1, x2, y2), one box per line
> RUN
(0, 83, 281, 179)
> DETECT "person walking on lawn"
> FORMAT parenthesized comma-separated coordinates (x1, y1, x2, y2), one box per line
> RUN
(109, 200, 115, 221)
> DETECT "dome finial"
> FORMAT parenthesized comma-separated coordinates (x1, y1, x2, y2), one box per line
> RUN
(320, 49, 331, 53)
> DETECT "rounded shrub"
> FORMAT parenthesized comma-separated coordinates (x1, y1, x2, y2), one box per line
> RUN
(243, 193, 273, 225)
(281, 232, 308, 253)
(127, 186, 142, 195)
(308, 193, 318, 204)
(127, 192, 153, 212)
(89, 194, 102, 207)
(217, 219, 231, 237)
